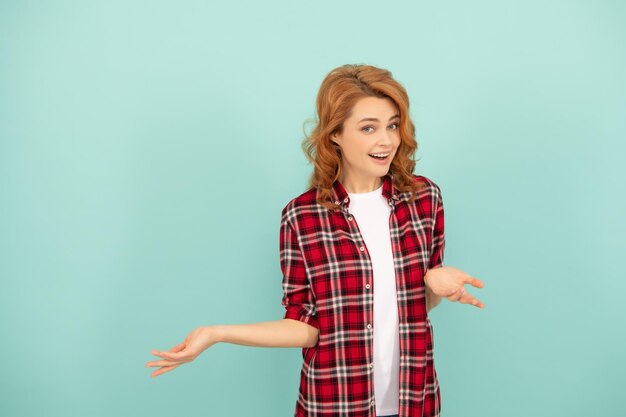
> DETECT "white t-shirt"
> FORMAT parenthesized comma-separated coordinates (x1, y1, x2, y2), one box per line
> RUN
(347, 183, 399, 416)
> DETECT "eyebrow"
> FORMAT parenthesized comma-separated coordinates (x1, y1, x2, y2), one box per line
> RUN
(358, 114, 400, 123)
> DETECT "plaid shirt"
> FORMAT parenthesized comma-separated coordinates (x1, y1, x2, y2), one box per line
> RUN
(280, 172, 445, 417)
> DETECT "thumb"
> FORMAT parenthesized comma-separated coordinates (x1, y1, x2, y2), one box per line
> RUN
(170, 342, 186, 353)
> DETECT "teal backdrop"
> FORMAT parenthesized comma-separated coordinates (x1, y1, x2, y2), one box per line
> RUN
(1, 1, 624, 416)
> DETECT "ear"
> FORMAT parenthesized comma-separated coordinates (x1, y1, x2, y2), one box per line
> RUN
(330, 132, 340, 146)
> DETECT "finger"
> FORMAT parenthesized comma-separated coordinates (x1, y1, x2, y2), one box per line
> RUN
(447, 287, 465, 302)
(472, 298, 485, 309)
(447, 288, 461, 297)
(151, 350, 183, 361)
(170, 342, 186, 353)
(150, 364, 182, 378)
(146, 360, 179, 368)
(446, 289, 460, 301)
(150, 341, 186, 360)
(465, 276, 484, 288)
(455, 287, 466, 301)
(460, 292, 485, 309)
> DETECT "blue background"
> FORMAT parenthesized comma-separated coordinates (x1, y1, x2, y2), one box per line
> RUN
(1, 1, 624, 416)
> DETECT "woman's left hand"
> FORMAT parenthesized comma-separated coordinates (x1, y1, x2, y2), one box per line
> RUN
(424, 266, 485, 309)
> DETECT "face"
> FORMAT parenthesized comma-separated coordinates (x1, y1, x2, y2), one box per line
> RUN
(331, 96, 401, 185)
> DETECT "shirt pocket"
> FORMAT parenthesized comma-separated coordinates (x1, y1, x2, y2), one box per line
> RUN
(299, 228, 363, 298)
(398, 212, 431, 272)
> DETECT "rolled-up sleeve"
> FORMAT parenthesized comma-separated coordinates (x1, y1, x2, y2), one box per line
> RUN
(428, 183, 446, 270)
(280, 212, 320, 330)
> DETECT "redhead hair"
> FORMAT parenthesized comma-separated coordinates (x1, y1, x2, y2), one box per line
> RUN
(301, 63, 427, 211)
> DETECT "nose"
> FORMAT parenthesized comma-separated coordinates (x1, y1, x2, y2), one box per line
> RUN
(379, 129, 394, 145)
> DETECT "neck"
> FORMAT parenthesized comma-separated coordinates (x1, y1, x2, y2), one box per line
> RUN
(339, 174, 383, 194)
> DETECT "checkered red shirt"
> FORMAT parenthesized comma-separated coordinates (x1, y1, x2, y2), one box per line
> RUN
(280, 172, 445, 417)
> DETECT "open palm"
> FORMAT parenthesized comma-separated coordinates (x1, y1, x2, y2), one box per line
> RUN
(425, 266, 485, 309)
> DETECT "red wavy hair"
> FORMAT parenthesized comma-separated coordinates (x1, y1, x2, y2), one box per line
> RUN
(301, 64, 427, 212)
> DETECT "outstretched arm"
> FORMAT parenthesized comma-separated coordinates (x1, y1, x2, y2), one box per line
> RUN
(215, 318, 319, 348)
(147, 318, 319, 378)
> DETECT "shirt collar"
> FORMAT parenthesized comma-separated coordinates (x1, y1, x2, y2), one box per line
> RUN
(330, 171, 400, 208)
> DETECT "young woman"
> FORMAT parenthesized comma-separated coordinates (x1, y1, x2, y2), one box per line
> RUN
(146, 64, 485, 417)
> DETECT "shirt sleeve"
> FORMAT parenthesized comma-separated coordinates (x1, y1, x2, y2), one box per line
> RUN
(428, 183, 446, 270)
(280, 214, 320, 330)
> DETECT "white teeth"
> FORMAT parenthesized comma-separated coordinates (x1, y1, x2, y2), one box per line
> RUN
(369, 153, 390, 157)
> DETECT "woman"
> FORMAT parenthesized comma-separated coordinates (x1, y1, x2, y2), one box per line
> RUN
(146, 64, 485, 417)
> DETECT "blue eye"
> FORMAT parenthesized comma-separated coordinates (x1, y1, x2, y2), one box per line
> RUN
(362, 123, 399, 133)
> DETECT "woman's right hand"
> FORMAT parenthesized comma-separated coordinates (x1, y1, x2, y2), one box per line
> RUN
(146, 326, 218, 378)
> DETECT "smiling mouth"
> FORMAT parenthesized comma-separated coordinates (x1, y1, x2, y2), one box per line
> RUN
(368, 153, 390, 160)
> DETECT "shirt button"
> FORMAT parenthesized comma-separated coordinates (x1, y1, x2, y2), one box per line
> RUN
(367, 323, 372, 329)
(347, 216, 353, 221)
(343, 197, 349, 203)
(359, 246, 365, 251)
(365, 283, 371, 289)
(369, 363, 374, 368)
(334, 200, 340, 205)
(370, 400, 375, 406)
